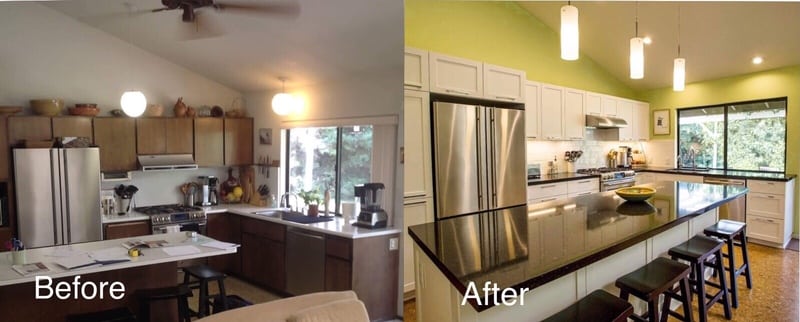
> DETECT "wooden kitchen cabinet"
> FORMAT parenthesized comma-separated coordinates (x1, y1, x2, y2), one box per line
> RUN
(539, 85, 564, 140)
(207, 213, 241, 275)
(7, 116, 52, 146)
(239, 217, 285, 292)
(524, 81, 541, 139)
(746, 179, 795, 248)
(0, 116, 9, 180)
(224, 118, 253, 166)
(404, 47, 429, 91)
(634, 102, 650, 141)
(585, 92, 602, 116)
(52, 117, 93, 139)
(194, 118, 224, 166)
(483, 63, 525, 103)
(601, 96, 618, 117)
(93, 118, 137, 172)
(429, 52, 483, 98)
(103, 221, 150, 240)
(403, 90, 433, 199)
(563, 88, 585, 140)
(136, 118, 193, 155)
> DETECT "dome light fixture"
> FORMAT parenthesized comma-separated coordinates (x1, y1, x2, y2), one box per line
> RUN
(272, 77, 295, 116)
(560, 2, 579, 61)
(120, 90, 147, 117)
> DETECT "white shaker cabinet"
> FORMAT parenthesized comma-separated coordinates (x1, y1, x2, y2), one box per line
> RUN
(540, 85, 564, 140)
(585, 92, 602, 116)
(404, 47, 429, 91)
(403, 90, 433, 199)
(634, 102, 650, 141)
(563, 88, 585, 140)
(483, 63, 525, 103)
(617, 100, 634, 141)
(601, 96, 618, 117)
(525, 81, 541, 139)
(429, 53, 483, 98)
(404, 197, 434, 293)
(746, 179, 795, 248)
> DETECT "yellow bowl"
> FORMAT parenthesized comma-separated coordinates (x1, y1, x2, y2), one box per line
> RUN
(615, 187, 656, 202)
(30, 99, 64, 116)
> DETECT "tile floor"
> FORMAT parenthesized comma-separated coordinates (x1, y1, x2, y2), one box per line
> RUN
(403, 241, 799, 322)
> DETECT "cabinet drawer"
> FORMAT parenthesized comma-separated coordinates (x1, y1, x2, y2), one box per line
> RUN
(529, 196, 563, 204)
(241, 217, 285, 242)
(528, 182, 568, 199)
(325, 235, 352, 260)
(567, 191, 593, 198)
(746, 192, 785, 219)
(746, 215, 783, 244)
(567, 178, 599, 194)
(748, 180, 785, 195)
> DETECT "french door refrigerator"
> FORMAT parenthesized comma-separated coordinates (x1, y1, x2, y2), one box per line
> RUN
(432, 101, 526, 219)
(14, 148, 101, 248)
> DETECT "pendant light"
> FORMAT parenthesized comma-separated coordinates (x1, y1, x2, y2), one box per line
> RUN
(629, 2, 644, 79)
(120, 4, 147, 117)
(272, 77, 294, 116)
(673, 6, 685, 91)
(560, 1, 579, 61)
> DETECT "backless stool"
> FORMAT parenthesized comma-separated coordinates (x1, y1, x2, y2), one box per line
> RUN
(669, 235, 732, 322)
(703, 220, 753, 308)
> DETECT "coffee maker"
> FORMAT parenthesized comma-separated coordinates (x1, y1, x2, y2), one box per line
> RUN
(617, 146, 633, 168)
(198, 176, 219, 206)
(353, 183, 388, 228)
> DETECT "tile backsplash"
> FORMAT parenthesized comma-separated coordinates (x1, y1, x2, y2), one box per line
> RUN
(526, 129, 656, 173)
(101, 167, 228, 206)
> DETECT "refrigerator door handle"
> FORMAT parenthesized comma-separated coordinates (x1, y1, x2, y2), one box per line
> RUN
(62, 150, 72, 244)
(489, 110, 498, 209)
(51, 149, 64, 245)
(475, 108, 484, 210)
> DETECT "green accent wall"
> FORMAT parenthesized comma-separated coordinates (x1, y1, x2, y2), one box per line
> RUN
(640, 65, 800, 235)
(405, 0, 636, 99)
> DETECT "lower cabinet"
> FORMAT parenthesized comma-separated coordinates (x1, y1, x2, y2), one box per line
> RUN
(239, 217, 286, 292)
(206, 213, 241, 275)
(103, 221, 150, 240)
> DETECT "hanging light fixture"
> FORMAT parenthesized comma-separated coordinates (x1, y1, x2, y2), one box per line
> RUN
(629, 2, 644, 79)
(272, 77, 294, 116)
(120, 4, 147, 117)
(560, 1, 579, 61)
(673, 6, 685, 91)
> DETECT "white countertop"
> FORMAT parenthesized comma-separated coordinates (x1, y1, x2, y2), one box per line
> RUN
(200, 204, 402, 239)
(101, 211, 150, 224)
(0, 232, 235, 287)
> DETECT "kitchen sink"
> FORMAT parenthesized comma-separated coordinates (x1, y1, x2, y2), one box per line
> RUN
(668, 167, 711, 172)
(252, 209, 334, 224)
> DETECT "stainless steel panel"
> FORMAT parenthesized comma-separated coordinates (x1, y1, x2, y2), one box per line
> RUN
(703, 177, 746, 221)
(491, 108, 527, 208)
(438, 215, 485, 277)
(13, 149, 58, 248)
(433, 102, 481, 218)
(493, 206, 528, 264)
(285, 227, 325, 295)
(64, 148, 102, 244)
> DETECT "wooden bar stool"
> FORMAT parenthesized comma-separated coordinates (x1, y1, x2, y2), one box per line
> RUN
(615, 257, 693, 322)
(542, 289, 633, 322)
(704, 220, 753, 308)
(137, 285, 192, 322)
(669, 235, 732, 322)
(182, 264, 228, 317)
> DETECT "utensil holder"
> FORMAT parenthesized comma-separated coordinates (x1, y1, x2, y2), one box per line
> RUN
(117, 198, 132, 215)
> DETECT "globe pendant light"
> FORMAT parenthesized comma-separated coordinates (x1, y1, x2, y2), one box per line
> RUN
(121, 91, 147, 117)
(272, 77, 294, 116)
(560, 2, 579, 61)
(629, 3, 644, 79)
(673, 6, 685, 91)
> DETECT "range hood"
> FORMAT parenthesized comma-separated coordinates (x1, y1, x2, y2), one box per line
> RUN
(585, 115, 628, 129)
(138, 154, 198, 171)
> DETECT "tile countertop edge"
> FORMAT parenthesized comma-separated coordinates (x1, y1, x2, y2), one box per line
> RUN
(203, 204, 401, 239)
(406, 184, 749, 313)
(635, 167, 797, 182)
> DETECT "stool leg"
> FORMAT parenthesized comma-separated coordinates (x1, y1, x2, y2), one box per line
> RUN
(679, 277, 693, 322)
(199, 282, 209, 317)
(178, 294, 191, 322)
(725, 238, 738, 308)
(218, 278, 228, 312)
(694, 262, 708, 322)
(647, 300, 658, 322)
(661, 289, 672, 322)
(139, 300, 151, 322)
(715, 249, 732, 320)
(739, 231, 753, 289)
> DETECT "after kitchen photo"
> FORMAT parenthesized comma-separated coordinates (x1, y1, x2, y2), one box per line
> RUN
(0, 0, 403, 321)
(403, 1, 798, 322)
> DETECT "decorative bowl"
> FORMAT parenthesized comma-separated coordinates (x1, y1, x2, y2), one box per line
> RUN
(69, 104, 100, 116)
(615, 187, 656, 202)
(616, 201, 657, 216)
(0, 106, 22, 115)
(143, 104, 164, 117)
(30, 99, 64, 116)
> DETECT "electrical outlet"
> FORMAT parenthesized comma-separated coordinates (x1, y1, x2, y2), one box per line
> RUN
(389, 237, 399, 250)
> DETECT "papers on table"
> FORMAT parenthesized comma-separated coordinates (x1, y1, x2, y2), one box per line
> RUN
(122, 240, 168, 249)
(89, 247, 129, 262)
(53, 247, 131, 270)
(12, 262, 51, 276)
(201, 241, 240, 250)
(54, 255, 100, 270)
(161, 245, 201, 256)
(46, 248, 87, 258)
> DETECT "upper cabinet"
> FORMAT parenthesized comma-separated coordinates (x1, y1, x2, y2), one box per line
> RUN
(404, 47, 429, 91)
(617, 100, 634, 141)
(194, 118, 224, 167)
(224, 118, 253, 166)
(524, 81, 541, 139)
(540, 85, 564, 140)
(52, 117, 93, 139)
(601, 96, 618, 117)
(633, 102, 650, 141)
(483, 63, 525, 103)
(8, 116, 52, 146)
(563, 88, 585, 140)
(585, 92, 602, 116)
(403, 90, 433, 199)
(94, 118, 137, 172)
(136, 118, 193, 155)
(429, 52, 483, 98)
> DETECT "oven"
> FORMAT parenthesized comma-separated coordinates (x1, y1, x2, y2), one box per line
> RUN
(152, 222, 207, 235)
(134, 204, 207, 235)
(601, 177, 637, 192)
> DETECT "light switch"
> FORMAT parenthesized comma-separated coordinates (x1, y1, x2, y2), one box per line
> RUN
(389, 237, 399, 250)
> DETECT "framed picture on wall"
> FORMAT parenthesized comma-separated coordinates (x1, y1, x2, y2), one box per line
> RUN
(653, 109, 670, 135)
(259, 128, 272, 145)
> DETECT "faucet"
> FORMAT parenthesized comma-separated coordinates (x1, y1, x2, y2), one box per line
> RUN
(279, 193, 299, 212)
(688, 149, 697, 169)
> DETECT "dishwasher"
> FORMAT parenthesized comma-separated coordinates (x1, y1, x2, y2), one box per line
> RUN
(703, 177, 746, 222)
(285, 227, 326, 295)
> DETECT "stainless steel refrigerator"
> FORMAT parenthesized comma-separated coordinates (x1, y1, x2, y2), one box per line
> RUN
(14, 148, 101, 248)
(432, 101, 526, 219)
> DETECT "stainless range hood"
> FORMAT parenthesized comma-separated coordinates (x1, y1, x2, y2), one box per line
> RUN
(585, 115, 628, 129)
(138, 154, 198, 171)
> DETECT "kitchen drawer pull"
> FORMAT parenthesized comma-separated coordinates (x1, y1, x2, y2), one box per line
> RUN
(406, 83, 423, 88)
(576, 192, 591, 196)
(445, 89, 469, 95)
(404, 200, 428, 206)
(767, 195, 775, 199)
(539, 184, 556, 188)
(577, 180, 591, 184)
(540, 197, 558, 202)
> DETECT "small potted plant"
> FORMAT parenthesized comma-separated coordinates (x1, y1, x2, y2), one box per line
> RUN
(298, 189, 323, 217)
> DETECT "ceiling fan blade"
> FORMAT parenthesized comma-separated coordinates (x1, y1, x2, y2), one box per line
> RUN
(214, 0, 300, 17)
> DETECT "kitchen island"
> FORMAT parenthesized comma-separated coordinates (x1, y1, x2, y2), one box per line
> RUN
(408, 180, 748, 321)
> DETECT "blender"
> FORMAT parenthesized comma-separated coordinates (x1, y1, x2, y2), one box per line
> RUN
(353, 182, 388, 228)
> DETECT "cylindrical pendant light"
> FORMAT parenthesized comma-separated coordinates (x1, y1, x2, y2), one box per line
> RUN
(560, 3, 579, 61)
(272, 77, 294, 116)
(120, 91, 147, 117)
(630, 37, 644, 79)
(673, 58, 685, 91)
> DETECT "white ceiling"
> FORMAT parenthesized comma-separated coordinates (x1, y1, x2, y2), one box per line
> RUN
(45, 0, 402, 92)
(520, 1, 800, 91)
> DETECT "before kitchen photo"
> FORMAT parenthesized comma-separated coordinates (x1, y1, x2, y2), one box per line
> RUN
(0, 0, 404, 321)
(403, 1, 798, 322)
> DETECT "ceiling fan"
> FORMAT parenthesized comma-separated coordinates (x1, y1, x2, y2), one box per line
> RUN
(150, 0, 300, 23)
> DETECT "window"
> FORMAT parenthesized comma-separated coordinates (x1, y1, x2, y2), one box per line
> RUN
(677, 97, 786, 172)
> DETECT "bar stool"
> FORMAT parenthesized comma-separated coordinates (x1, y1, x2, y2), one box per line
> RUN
(137, 285, 192, 322)
(65, 307, 137, 322)
(542, 289, 633, 322)
(615, 257, 693, 322)
(182, 264, 228, 317)
(669, 235, 732, 322)
(703, 220, 753, 308)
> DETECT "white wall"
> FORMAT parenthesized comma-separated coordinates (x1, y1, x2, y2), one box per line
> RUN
(0, 3, 241, 115)
(101, 168, 228, 206)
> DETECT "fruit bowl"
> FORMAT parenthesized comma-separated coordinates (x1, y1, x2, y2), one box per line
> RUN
(615, 187, 656, 202)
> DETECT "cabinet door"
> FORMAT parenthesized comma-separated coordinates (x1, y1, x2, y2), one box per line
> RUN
(240, 232, 267, 285)
(94, 118, 137, 172)
(585, 92, 602, 115)
(263, 238, 286, 291)
(52, 117, 93, 139)
(404, 47, 429, 91)
(325, 256, 352, 291)
(483, 63, 525, 102)
(165, 118, 193, 154)
(103, 221, 150, 240)
(617, 100, 633, 141)
(224, 118, 253, 166)
(563, 88, 585, 140)
(601, 96, 617, 116)
(207, 213, 235, 273)
(429, 52, 483, 98)
(540, 85, 564, 140)
(194, 118, 224, 167)
(403, 90, 433, 199)
(746, 215, 783, 244)
(635, 102, 649, 141)
(136, 118, 167, 154)
(747, 193, 785, 220)
(8, 116, 52, 146)
(524, 81, 541, 139)
(402, 198, 433, 293)
(0, 116, 8, 180)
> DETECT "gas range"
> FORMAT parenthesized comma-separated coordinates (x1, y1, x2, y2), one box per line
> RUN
(576, 168, 636, 191)
(133, 204, 206, 233)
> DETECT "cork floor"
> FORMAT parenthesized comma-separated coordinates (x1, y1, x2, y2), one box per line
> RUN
(176, 272, 282, 318)
(403, 241, 799, 322)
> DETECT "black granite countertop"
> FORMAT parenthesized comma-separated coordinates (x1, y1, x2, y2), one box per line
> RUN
(634, 166, 796, 182)
(528, 172, 599, 185)
(407, 181, 749, 312)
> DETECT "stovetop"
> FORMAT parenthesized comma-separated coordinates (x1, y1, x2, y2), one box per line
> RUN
(134, 204, 203, 215)
(576, 167, 633, 175)
(577, 168, 636, 181)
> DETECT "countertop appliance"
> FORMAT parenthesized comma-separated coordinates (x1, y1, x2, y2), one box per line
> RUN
(432, 101, 526, 219)
(577, 168, 636, 192)
(14, 148, 101, 248)
(527, 164, 541, 180)
(134, 204, 207, 235)
(285, 227, 325, 295)
(617, 146, 633, 168)
(353, 182, 388, 228)
(198, 176, 219, 206)
(702, 177, 746, 222)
